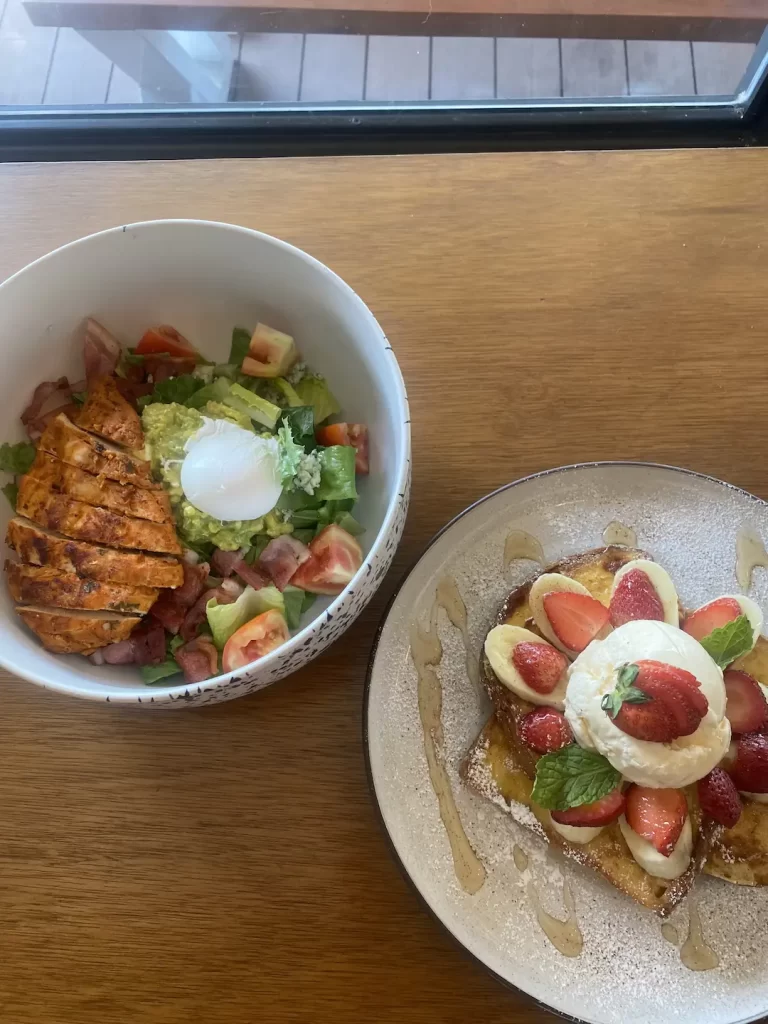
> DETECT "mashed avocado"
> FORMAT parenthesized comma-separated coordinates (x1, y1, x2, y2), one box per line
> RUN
(141, 402, 290, 551)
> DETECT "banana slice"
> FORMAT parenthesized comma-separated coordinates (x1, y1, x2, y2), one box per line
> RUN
(618, 814, 692, 880)
(550, 820, 604, 845)
(484, 624, 568, 708)
(610, 559, 679, 626)
(529, 572, 609, 656)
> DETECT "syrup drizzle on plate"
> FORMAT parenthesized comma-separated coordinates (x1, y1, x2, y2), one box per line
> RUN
(680, 900, 718, 972)
(503, 530, 545, 569)
(661, 922, 678, 945)
(601, 520, 637, 548)
(512, 845, 583, 957)
(410, 582, 486, 895)
(736, 526, 768, 591)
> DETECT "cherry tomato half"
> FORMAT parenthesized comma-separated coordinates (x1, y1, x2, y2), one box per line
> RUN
(222, 609, 290, 672)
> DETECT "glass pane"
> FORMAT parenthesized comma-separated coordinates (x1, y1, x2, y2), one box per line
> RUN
(0, 0, 764, 109)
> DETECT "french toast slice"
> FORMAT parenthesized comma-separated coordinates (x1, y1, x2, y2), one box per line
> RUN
(461, 717, 718, 916)
(471, 545, 718, 916)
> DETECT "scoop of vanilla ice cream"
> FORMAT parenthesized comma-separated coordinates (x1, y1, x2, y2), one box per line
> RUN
(564, 620, 730, 788)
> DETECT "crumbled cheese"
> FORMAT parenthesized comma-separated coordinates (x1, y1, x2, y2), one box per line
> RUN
(286, 361, 308, 385)
(294, 450, 321, 495)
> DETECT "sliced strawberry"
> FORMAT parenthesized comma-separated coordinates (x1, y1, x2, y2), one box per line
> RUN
(697, 767, 742, 828)
(551, 786, 625, 828)
(512, 641, 568, 695)
(727, 732, 768, 793)
(625, 785, 687, 857)
(607, 660, 708, 743)
(609, 569, 664, 627)
(519, 708, 573, 754)
(543, 591, 609, 652)
(724, 669, 768, 735)
(683, 597, 742, 642)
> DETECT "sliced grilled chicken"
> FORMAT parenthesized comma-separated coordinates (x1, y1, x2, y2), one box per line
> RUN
(6, 562, 158, 614)
(27, 451, 172, 524)
(16, 480, 181, 555)
(6, 518, 183, 589)
(39, 413, 155, 489)
(75, 375, 144, 449)
(16, 605, 142, 654)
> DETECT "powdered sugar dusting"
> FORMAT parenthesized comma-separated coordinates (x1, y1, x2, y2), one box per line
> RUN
(367, 464, 768, 1024)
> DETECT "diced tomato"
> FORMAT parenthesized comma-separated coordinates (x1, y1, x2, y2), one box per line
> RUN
(316, 422, 370, 475)
(222, 609, 291, 672)
(135, 325, 197, 359)
(291, 524, 363, 595)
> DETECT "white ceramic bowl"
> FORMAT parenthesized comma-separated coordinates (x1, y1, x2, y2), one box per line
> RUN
(0, 220, 410, 706)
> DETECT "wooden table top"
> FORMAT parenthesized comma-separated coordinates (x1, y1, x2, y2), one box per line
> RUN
(1, 149, 768, 1024)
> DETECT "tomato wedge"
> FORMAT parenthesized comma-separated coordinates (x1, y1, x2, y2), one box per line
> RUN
(291, 524, 363, 595)
(222, 609, 290, 672)
(135, 325, 198, 359)
(316, 422, 369, 474)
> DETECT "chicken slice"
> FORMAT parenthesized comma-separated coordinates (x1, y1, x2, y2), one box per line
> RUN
(16, 605, 142, 654)
(17, 479, 181, 555)
(75, 375, 144, 450)
(39, 414, 155, 489)
(6, 518, 183, 589)
(27, 452, 172, 524)
(6, 562, 158, 614)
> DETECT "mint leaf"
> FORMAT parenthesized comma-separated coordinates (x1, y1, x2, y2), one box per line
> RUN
(600, 662, 650, 719)
(531, 746, 621, 811)
(700, 613, 754, 669)
(0, 441, 36, 476)
(71, 391, 87, 406)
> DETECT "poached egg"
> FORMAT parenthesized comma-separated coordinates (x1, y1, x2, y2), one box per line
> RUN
(180, 417, 281, 521)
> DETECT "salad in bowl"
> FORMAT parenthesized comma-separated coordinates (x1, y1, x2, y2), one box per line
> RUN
(2, 317, 369, 687)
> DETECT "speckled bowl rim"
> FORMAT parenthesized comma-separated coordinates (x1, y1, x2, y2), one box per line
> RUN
(362, 460, 768, 1024)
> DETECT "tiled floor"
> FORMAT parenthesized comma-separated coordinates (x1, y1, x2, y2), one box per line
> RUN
(0, 0, 758, 107)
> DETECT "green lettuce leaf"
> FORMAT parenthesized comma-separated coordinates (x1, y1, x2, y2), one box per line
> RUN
(138, 373, 205, 410)
(277, 422, 303, 485)
(530, 746, 621, 811)
(2, 482, 18, 509)
(700, 613, 754, 669)
(141, 660, 182, 685)
(0, 441, 36, 475)
(293, 376, 341, 425)
(206, 584, 286, 650)
(229, 327, 252, 366)
(280, 406, 316, 450)
(282, 586, 306, 630)
(315, 446, 358, 502)
(333, 512, 364, 536)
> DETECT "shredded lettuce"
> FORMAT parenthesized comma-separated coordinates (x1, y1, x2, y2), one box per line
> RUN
(315, 446, 358, 501)
(0, 441, 36, 475)
(206, 585, 285, 650)
(293, 376, 341, 425)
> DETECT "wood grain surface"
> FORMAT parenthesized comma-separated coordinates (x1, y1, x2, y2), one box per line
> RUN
(1, 150, 768, 1024)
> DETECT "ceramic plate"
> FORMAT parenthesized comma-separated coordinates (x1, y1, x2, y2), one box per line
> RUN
(365, 463, 768, 1024)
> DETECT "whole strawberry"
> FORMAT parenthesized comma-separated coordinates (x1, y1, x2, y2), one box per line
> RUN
(697, 767, 742, 828)
(602, 660, 708, 743)
(519, 707, 573, 754)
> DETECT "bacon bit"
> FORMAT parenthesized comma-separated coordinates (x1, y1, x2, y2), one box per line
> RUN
(144, 354, 197, 382)
(211, 548, 243, 578)
(131, 619, 167, 666)
(232, 558, 269, 591)
(180, 585, 234, 641)
(175, 636, 219, 683)
(258, 536, 311, 591)
(113, 377, 154, 408)
(84, 318, 121, 383)
(150, 562, 210, 634)
(101, 639, 135, 665)
(21, 377, 78, 438)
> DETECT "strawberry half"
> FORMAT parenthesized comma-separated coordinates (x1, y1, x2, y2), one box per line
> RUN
(543, 591, 609, 652)
(603, 660, 708, 743)
(697, 767, 742, 828)
(724, 669, 768, 735)
(609, 569, 664, 627)
(683, 597, 742, 642)
(512, 641, 568, 695)
(625, 784, 687, 857)
(551, 786, 625, 828)
(519, 708, 573, 754)
(727, 732, 768, 793)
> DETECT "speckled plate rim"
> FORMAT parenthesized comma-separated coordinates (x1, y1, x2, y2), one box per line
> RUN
(362, 460, 768, 1024)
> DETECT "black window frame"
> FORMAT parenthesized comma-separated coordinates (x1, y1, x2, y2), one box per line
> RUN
(1, 23, 768, 161)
